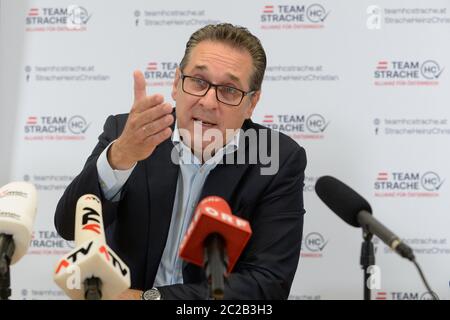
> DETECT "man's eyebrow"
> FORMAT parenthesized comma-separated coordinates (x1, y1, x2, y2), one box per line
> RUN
(191, 65, 243, 87)
(225, 72, 242, 86)
(192, 65, 208, 72)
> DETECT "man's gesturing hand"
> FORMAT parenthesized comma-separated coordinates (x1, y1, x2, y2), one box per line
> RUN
(108, 70, 174, 170)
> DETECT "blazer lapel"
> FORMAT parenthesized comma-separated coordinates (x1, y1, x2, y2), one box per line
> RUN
(200, 119, 254, 206)
(144, 138, 179, 288)
(200, 162, 249, 205)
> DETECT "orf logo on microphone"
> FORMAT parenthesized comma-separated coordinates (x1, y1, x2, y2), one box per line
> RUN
(203, 205, 249, 229)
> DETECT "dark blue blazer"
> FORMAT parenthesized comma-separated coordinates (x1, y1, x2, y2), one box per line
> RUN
(54, 112, 307, 299)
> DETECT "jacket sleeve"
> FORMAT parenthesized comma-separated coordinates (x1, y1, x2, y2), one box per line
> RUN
(158, 145, 307, 300)
(54, 115, 122, 240)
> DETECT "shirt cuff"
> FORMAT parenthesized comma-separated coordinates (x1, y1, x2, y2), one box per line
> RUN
(97, 140, 137, 201)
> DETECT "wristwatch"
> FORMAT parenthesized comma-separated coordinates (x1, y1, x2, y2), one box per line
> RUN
(141, 287, 162, 300)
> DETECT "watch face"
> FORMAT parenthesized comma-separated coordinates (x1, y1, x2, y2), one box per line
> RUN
(143, 288, 161, 300)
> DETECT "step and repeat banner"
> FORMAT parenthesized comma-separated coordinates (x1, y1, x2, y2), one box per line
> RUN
(0, 0, 449, 300)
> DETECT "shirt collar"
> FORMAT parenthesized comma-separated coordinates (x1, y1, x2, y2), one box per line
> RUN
(171, 120, 240, 165)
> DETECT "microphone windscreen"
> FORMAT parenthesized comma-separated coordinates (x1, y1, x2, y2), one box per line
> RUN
(74, 194, 105, 246)
(0, 181, 37, 264)
(315, 175, 372, 227)
(53, 240, 131, 300)
(179, 196, 252, 273)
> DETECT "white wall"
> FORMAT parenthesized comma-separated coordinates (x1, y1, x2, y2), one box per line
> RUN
(0, 0, 449, 300)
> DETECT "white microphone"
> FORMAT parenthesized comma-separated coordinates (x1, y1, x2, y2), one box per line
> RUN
(53, 194, 130, 300)
(0, 181, 37, 264)
(0, 181, 37, 300)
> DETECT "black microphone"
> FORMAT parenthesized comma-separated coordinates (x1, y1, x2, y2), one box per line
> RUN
(315, 175, 414, 261)
(203, 233, 227, 299)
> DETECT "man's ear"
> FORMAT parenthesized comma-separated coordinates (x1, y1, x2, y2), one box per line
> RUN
(171, 68, 181, 101)
(244, 90, 261, 119)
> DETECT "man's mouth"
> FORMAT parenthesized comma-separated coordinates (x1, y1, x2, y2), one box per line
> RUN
(192, 117, 217, 128)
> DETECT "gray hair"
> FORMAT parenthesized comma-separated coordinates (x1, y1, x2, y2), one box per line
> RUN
(180, 23, 267, 91)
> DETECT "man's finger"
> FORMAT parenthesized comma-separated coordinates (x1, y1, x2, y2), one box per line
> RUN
(135, 103, 172, 126)
(133, 94, 166, 113)
(141, 114, 174, 137)
(145, 127, 172, 146)
(133, 70, 147, 102)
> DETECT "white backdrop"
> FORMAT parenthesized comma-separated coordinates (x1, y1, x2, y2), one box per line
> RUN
(0, 0, 449, 300)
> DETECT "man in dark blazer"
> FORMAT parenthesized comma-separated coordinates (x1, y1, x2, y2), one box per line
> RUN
(54, 23, 306, 300)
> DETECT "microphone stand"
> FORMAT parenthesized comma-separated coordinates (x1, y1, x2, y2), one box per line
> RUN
(360, 229, 375, 300)
(84, 276, 102, 300)
(204, 233, 227, 300)
(0, 234, 15, 300)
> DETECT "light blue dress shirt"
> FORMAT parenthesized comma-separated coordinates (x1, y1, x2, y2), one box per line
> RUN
(96, 121, 239, 286)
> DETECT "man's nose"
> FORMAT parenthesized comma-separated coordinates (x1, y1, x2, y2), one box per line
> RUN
(199, 86, 219, 110)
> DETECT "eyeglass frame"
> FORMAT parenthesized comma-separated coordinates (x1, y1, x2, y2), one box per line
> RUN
(180, 73, 256, 107)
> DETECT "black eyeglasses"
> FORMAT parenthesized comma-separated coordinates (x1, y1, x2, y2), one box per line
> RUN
(180, 73, 256, 107)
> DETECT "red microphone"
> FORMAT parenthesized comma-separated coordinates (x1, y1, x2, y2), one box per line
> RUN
(179, 196, 252, 299)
